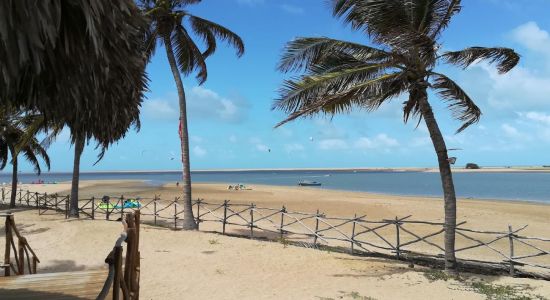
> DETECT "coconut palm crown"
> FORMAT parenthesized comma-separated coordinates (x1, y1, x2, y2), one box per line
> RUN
(140, 0, 244, 230)
(0, 107, 51, 208)
(274, 0, 519, 271)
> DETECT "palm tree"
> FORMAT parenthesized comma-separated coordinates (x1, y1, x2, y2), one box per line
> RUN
(140, 0, 244, 230)
(0, 1, 149, 217)
(273, 0, 519, 272)
(0, 107, 50, 208)
(0, 1, 148, 142)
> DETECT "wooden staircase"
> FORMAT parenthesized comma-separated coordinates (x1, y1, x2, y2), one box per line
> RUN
(1, 212, 140, 300)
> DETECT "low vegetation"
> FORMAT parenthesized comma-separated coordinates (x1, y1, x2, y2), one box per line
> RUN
(423, 270, 547, 300)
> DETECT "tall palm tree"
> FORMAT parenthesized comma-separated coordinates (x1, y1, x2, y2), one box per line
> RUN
(140, 0, 244, 230)
(273, 0, 519, 272)
(0, 107, 50, 208)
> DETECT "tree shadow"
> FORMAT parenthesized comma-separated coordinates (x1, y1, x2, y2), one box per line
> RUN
(0, 288, 86, 300)
(40, 259, 88, 273)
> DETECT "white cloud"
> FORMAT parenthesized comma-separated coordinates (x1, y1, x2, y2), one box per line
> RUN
(193, 145, 207, 158)
(519, 111, 550, 126)
(280, 4, 304, 14)
(188, 86, 249, 123)
(472, 63, 550, 111)
(256, 144, 270, 152)
(501, 123, 521, 138)
(318, 139, 349, 150)
(142, 99, 178, 120)
(510, 22, 550, 54)
(354, 134, 400, 150)
(284, 143, 304, 153)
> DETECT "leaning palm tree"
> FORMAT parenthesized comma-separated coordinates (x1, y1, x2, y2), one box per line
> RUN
(0, 107, 50, 208)
(274, 0, 519, 272)
(140, 0, 244, 230)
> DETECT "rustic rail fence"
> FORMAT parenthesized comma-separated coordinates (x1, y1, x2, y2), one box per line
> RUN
(98, 211, 140, 300)
(1, 212, 40, 276)
(1, 187, 550, 279)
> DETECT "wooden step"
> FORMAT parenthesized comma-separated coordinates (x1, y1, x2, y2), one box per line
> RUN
(0, 269, 110, 299)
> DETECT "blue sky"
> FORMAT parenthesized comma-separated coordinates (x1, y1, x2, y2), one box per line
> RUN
(14, 0, 550, 172)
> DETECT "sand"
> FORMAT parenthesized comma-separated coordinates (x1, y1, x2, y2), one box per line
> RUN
(2, 208, 550, 300)
(2, 180, 550, 299)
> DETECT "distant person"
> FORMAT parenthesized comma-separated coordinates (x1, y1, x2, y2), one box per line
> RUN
(176, 181, 180, 187)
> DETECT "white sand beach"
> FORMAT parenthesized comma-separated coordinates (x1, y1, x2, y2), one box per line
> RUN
(2, 180, 550, 299)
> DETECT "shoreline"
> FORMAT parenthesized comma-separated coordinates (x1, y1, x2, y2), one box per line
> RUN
(3, 166, 550, 175)
(11, 179, 550, 205)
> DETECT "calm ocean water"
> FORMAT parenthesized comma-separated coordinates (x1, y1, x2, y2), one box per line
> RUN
(0, 170, 549, 203)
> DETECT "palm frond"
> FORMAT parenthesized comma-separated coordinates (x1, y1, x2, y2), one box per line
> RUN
(189, 15, 245, 58)
(276, 63, 395, 113)
(143, 25, 159, 62)
(173, 25, 208, 83)
(278, 37, 391, 73)
(21, 147, 41, 175)
(431, 72, 481, 132)
(429, 0, 461, 38)
(331, 0, 436, 53)
(441, 47, 520, 74)
(0, 139, 8, 170)
(274, 72, 405, 127)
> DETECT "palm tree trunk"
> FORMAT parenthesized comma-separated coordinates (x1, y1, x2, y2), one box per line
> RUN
(69, 135, 85, 218)
(163, 35, 197, 230)
(417, 87, 458, 273)
(9, 146, 18, 208)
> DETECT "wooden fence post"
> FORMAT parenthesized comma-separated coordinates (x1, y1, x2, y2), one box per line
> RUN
(18, 239, 24, 275)
(153, 196, 157, 226)
(113, 245, 123, 300)
(174, 199, 178, 230)
(1, 187, 4, 203)
(350, 214, 357, 254)
(508, 225, 515, 276)
(35, 192, 39, 210)
(4, 216, 11, 276)
(313, 209, 320, 246)
(196, 199, 201, 230)
(65, 197, 69, 219)
(249, 203, 255, 239)
(26, 191, 30, 206)
(54, 194, 58, 211)
(279, 206, 286, 239)
(395, 216, 401, 260)
(120, 195, 125, 220)
(91, 197, 95, 220)
(222, 200, 228, 235)
(18, 189, 22, 205)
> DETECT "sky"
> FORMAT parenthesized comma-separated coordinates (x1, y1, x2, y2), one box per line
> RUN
(12, 0, 550, 172)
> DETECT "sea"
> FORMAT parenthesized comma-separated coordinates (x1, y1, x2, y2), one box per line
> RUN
(0, 170, 549, 203)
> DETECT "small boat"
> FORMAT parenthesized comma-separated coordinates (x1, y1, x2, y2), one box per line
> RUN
(298, 180, 322, 186)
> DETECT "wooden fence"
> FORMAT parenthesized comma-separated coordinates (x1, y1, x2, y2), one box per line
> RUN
(1, 213, 40, 276)
(2, 187, 550, 279)
(98, 211, 140, 300)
